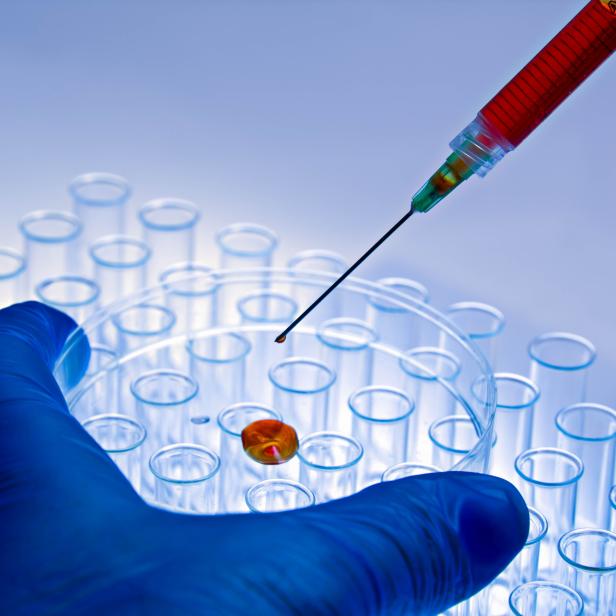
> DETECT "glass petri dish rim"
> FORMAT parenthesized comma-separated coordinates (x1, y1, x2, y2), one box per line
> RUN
(54, 267, 497, 471)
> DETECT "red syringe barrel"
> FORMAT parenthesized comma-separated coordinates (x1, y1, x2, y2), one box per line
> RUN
(411, 0, 615, 213)
(480, 0, 616, 148)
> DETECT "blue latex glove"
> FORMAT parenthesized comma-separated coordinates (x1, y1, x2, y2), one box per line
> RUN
(0, 302, 529, 615)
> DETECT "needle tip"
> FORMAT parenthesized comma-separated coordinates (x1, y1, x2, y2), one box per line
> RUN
(275, 334, 286, 344)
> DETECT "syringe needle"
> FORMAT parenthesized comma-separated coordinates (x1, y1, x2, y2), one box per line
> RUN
(274, 207, 415, 343)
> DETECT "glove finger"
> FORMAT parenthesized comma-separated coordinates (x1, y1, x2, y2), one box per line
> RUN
(150, 471, 528, 615)
(0, 301, 140, 507)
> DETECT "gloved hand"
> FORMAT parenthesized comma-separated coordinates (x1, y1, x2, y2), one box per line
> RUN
(0, 302, 528, 615)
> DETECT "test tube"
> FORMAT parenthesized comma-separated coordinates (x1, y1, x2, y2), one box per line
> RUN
(349, 386, 415, 488)
(149, 444, 220, 513)
(366, 276, 430, 350)
(298, 431, 363, 503)
(237, 291, 298, 403)
(316, 318, 378, 435)
(400, 347, 461, 460)
(269, 357, 336, 440)
(509, 507, 549, 587)
(287, 249, 348, 321)
(70, 345, 120, 422)
(83, 413, 146, 492)
(215, 223, 278, 322)
(515, 447, 584, 578)
(35, 275, 100, 324)
(508, 582, 583, 616)
(556, 403, 616, 529)
(217, 222, 278, 269)
(186, 332, 251, 450)
(90, 235, 151, 306)
(130, 369, 198, 454)
(444, 302, 505, 369)
(245, 479, 315, 513)
(111, 304, 176, 375)
(558, 528, 616, 616)
(69, 172, 130, 260)
(217, 402, 283, 513)
(0, 248, 26, 307)
(381, 462, 441, 481)
(472, 373, 539, 480)
(160, 262, 218, 340)
(19, 210, 82, 294)
(528, 332, 596, 448)
(139, 198, 200, 285)
(287, 249, 348, 274)
(428, 415, 485, 471)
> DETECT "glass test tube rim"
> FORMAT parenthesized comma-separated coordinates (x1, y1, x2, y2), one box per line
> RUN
(348, 385, 415, 424)
(217, 402, 282, 438)
(514, 447, 584, 488)
(236, 290, 298, 324)
(245, 478, 316, 513)
(82, 413, 147, 453)
(186, 331, 252, 365)
(508, 581, 583, 616)
(55, 267, 498, 466)
(69, 172, 131, 207)
(0, 247, 26, 280)
(268, 356, 337, 396)
(35, 275, 101, 309)
(149, 443, 221, 485)
(159, 262, 219, 297)
(215, 223, 279, 257)
(558, 528, 616, 573)
(528, 331, 596, 372)
(112, 303, 176, 338)
(428, 415, 485, 455)
(555, 402, 616, 443)
(445, 301, 506, 339)
(381, 462, 442, 482)
(287, 249, 348, 273)
(367, 276, 431, 310)
(472, 372, 540, 411)
(130, 368, 199, 407)
(316, 317, 379, 351)
(89, 235, 152, 270)
(526, 506, 549, 546)
(399, 346, 462, 382)
(19, 210, 82, 244)
(297, 431, 364, 471)
(139, 198, 201, 232)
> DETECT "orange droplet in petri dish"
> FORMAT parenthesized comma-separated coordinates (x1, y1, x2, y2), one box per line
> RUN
(241, 419, 299, 465)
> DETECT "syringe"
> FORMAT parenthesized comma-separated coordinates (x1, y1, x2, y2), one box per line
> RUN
(276, 0, 615, 343)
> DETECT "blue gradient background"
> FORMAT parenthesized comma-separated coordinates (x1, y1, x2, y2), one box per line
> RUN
(0, 1, 614, 401)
